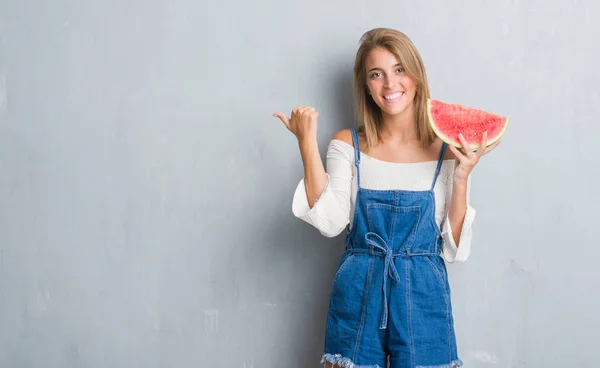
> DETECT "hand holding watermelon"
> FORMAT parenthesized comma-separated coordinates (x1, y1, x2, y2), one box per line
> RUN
(427, 99, 508, 182)
(448, 131, 502, 182)
(273, 105, 319, 143)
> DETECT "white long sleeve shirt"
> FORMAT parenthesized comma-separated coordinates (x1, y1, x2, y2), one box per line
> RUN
(291, 139, 475, 263)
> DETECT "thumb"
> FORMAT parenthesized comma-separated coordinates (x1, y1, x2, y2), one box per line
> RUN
(272, 112, 291, 129)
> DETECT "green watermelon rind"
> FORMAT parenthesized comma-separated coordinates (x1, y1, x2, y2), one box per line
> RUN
(426, 99, 509, 150)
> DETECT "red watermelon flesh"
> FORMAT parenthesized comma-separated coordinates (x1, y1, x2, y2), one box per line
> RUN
(427, 99, 509, 149)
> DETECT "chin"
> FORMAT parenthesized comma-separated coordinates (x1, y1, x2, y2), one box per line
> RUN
(381, 105, 409, 116)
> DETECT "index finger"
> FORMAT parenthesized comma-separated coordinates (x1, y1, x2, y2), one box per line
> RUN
(477, 131, 488, 157)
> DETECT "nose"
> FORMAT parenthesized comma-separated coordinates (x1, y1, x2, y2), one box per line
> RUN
(384, 75, 395, 89)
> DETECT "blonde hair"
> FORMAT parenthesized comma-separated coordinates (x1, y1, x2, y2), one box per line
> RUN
(353, 28, 435, 151)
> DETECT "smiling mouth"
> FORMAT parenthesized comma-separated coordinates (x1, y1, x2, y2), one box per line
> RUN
(383, 92, 405, 101)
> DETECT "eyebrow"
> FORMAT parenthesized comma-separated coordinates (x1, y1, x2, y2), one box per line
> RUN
(367, 63, 403, 73)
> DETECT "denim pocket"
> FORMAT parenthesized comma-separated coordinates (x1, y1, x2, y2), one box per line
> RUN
(424, 256, 450, 298)
(332, 253, 355, 288)
(328, 252, 366, 326)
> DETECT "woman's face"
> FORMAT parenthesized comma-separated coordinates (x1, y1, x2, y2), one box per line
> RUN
(365, 47, 417, 119)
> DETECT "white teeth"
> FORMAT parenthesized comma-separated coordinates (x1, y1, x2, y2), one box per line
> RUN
(383, 92, 404, 100)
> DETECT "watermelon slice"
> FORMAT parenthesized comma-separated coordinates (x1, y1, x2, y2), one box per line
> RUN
(427, 99, 509, 149)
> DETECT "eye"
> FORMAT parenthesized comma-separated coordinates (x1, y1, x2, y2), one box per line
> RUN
(396, 67, 405, 73)
(369, 72, 381, 79)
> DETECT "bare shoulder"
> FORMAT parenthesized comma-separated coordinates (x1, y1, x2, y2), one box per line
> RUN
(332, 129, 354, 147)
(434, 137, 457, 160)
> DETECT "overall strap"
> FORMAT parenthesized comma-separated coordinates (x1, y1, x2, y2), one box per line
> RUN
(351, 128, 362, 189)
(431, 142, 448, 190)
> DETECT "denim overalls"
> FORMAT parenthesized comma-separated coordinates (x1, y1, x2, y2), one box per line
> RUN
(322, 128, 463, 368)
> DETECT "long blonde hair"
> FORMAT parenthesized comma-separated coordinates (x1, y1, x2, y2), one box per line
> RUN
(353, 28, 435, 151)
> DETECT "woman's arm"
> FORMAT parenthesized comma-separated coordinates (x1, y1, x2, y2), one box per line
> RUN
(298, 138, 328, 208)
(447, 176, 469, 245)
(291, 137, 354, 237)
(444, 132, 501, 251)
(274, 107, 354, 237)
(274, 105, 327, 208)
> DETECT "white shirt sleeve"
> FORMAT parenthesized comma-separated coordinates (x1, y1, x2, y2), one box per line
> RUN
(440, 171, 476, 263)
(291, 140, 353, 238)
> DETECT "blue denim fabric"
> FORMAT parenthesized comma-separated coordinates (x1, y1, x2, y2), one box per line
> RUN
(322, 128, 463, 368)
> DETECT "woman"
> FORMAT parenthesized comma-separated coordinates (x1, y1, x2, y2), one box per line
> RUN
(274, 28, 500, 368)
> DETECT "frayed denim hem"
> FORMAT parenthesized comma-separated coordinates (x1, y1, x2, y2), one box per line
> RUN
(321, 353, 381, 368)
(416, 359, 464, 368)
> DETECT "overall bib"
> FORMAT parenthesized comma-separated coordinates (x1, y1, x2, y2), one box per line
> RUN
(322, 129, 462, 368)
